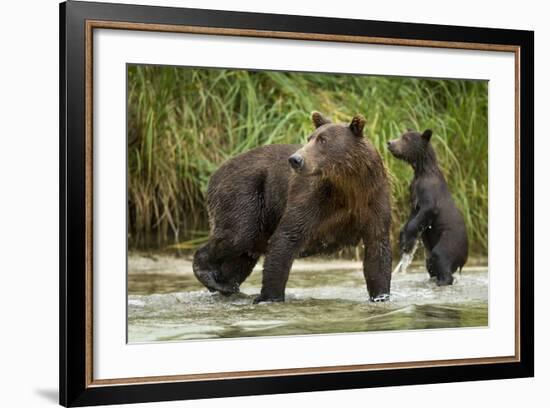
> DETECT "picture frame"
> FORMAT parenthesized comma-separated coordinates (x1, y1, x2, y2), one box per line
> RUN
(59, 0, 534, 406)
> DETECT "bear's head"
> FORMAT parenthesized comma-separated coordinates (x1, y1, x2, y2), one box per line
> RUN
(288, 112, 367, 177)
(387, 129, 433, 165)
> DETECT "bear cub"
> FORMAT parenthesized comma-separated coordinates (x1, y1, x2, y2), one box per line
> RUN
(193, 112, 392, 303)
(387, 129, 468, 285)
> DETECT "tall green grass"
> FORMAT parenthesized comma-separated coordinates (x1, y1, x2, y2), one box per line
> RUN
(127, 65, 488, 256)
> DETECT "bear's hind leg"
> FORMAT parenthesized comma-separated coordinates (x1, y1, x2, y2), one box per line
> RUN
(429, 250, 454, 286)
(193, 243, 240, 295)
(219, 252, 260, 289)
(202, 177, 266, 297)
(422, 235, 437, 278)
(425, 256, 438, 278)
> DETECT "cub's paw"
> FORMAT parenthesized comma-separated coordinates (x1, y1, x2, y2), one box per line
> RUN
(253, 293, 285, 304)
(370, 293, 391, 303)
(400, 241, 416, 256)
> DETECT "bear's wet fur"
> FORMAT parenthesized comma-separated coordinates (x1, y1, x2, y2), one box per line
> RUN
(193, 112, 392, 303)
(387, 129, 468, 285)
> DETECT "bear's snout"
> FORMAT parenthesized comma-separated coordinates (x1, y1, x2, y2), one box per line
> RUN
(288, 154, 304, 171)
(387, 140, 398, 155)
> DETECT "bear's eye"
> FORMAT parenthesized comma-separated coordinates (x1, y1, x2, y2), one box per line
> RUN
(317, 136, 327, 144)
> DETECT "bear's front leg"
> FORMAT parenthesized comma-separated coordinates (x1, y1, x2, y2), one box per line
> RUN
(363, 231, 392, 302)
(254, 223, 307, 304)
(399, 226, 417, 255)
(400, 207, 435, 255)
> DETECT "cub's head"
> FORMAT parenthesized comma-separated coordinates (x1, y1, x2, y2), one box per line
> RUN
(288, 112, 367, 177)
(387, 129, 433, 164)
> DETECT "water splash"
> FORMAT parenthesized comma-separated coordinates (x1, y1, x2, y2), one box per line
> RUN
(392, 240, 419, 274)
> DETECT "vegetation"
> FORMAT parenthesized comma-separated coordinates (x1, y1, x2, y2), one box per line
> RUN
(127, 65, 488, 256)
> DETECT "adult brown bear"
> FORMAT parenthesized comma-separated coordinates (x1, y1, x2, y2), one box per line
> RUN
(193, 112, 392, 303)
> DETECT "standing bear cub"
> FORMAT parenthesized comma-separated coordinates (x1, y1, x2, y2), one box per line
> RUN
(387, 129, 468, 285)
(193, 112, 392, 303)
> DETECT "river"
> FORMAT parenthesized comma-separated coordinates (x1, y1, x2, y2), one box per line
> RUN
(127, 255, 488, 343)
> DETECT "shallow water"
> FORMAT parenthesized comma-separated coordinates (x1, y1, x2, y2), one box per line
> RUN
(128, 255, 488, 343)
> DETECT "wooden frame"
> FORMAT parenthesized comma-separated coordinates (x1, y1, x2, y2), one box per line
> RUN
(60, 1, 534, 406)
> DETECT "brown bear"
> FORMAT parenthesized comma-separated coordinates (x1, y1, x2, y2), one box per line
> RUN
(387, 129, 468, 285)
(193, 112, 392, 303)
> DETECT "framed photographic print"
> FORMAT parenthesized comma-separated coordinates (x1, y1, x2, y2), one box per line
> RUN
(59, 0, 534, 406)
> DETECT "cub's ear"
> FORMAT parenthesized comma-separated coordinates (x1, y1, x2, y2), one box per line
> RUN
(311, 111, 331, 128)
(422, 129, 433, 141)
(349, 115, 366, 137)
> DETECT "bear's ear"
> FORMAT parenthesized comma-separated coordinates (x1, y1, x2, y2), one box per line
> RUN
(311, 111, 331, 128)
(349, 115, 366, 137)
(421, 129, 433, 142)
